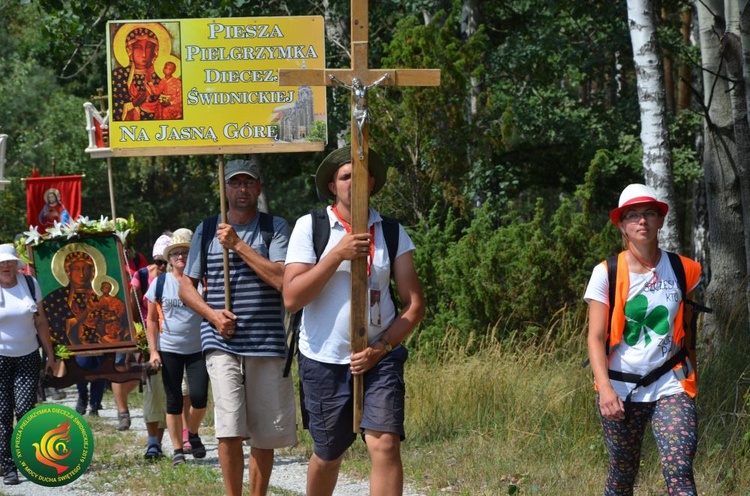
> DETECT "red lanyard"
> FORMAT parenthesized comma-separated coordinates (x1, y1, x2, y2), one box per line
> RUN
(332, 205, 375, 276)
(628, 248, 658, 287)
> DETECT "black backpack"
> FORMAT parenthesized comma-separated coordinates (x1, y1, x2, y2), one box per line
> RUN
(283, 208, 400, 377)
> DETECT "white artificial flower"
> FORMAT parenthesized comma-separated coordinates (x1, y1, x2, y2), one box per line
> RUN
(46, 221, 63, 238)
(77, 215, 96, 227)
(61, 223, 78, 240)
(115, 229, 131, 244)
(23, 226, 42, 245)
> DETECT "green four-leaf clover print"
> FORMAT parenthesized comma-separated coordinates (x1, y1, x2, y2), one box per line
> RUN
(623, 294, 670, 346)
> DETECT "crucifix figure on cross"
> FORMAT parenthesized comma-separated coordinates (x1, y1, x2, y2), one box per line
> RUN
(329, 73, 390, 159)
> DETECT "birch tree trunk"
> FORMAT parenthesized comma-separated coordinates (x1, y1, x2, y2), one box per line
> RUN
(627, 0, 680, 252)
(461, 0, 479, 120)
(722, 2, 750, 325)
(696, 0, 748, 343)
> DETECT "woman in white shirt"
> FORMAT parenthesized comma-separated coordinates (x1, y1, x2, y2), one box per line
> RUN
(145, 229, 208, 467)
(0, 244, 56, 486)
(584, 184, 701, 496)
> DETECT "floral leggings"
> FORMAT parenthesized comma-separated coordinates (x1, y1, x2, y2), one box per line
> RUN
(598, 392, 697, 496)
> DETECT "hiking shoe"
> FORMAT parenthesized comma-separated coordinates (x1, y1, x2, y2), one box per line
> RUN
(88, 409, 99, 417)
(172, 451, 186, 467)
(116, 411, 131, 431)
(75, 396, 86, 415)
(144, 443, 163, 460)
(3, 469, 19, 486)
(188, 432, 206, 459)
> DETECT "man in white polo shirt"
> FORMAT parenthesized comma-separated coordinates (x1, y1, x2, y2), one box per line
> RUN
(283, 146, 425, 496)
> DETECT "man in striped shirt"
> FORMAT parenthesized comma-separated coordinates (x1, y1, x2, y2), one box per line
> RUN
(179, 159, 296, 496)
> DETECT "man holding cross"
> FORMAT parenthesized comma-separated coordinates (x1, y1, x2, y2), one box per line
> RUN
(283, 145, 425, 496)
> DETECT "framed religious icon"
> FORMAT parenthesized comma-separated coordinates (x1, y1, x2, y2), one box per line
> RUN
(31, 234, 137, 352)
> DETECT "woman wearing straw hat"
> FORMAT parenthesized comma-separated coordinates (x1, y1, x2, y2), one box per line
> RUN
(144, 229, 208, 467)
(0, 244, 56, 485)
(584, 184, 702, 495)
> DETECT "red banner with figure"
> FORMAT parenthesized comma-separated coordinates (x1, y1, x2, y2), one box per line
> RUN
(25, 175, 83, 229)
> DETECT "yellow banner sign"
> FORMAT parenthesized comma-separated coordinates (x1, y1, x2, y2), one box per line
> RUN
(106, 17, 326, 156)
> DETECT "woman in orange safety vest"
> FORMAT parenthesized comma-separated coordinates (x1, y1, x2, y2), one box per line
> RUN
(584, 183, 701, 496)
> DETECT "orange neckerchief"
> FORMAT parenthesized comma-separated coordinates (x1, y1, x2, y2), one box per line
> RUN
(331, 204, 375, 276)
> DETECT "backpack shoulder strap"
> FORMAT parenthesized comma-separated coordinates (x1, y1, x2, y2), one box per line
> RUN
(154, 273, 166, 304)
(258, 212, 274, 250)
(380, 216, 400, 277)
(311, 208, 331, 262)
(582, 255, 618, 369)
(24, 274, 39, 317)
(283, 209, 330, 378)
(137, 267, 149, 294)
(666, 251, 687, 302)
(153, 273, 167, 332)
(23, 274, 36, 301)
(665, 250, 712, 357)
(200, 215, 220, 278)
(605, 254, 618, 354)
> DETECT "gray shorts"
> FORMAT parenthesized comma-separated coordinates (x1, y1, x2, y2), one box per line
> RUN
(205, 350, 297, 449)
(299, 345, 408, 461)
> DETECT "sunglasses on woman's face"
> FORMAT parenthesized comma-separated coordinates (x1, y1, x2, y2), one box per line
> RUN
(154, 260, 167, 267)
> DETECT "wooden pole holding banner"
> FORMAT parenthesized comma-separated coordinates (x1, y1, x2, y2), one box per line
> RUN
(91, 89, 118, 221)
(106, 157, 116, 220)
(217, 155, 232, 312)
(279, 0, 440, 433)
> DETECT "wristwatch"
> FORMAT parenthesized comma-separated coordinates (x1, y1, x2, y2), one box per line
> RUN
(378, 337, 393, 353)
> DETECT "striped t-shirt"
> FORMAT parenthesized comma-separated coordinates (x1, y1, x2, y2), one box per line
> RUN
(185, 213, 290, 357)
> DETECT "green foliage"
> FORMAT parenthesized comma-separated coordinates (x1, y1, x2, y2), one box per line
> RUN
(370, 5, 488, 223)
(480, 0, 637, 197)
(410, 180, 620, 353)
(305, 120, 327, 143)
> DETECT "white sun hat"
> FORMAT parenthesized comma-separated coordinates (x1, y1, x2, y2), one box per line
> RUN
(0, 244, 26, 269)
(610, 183, 669, 225)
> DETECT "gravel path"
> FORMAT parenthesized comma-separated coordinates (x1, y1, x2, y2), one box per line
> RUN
(2, 386, 424, 495)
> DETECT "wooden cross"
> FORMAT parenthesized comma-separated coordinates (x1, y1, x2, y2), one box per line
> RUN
(279, 0, 439, 433)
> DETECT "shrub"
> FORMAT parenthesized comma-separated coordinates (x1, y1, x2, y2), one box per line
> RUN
(409, 181, 619, 354)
